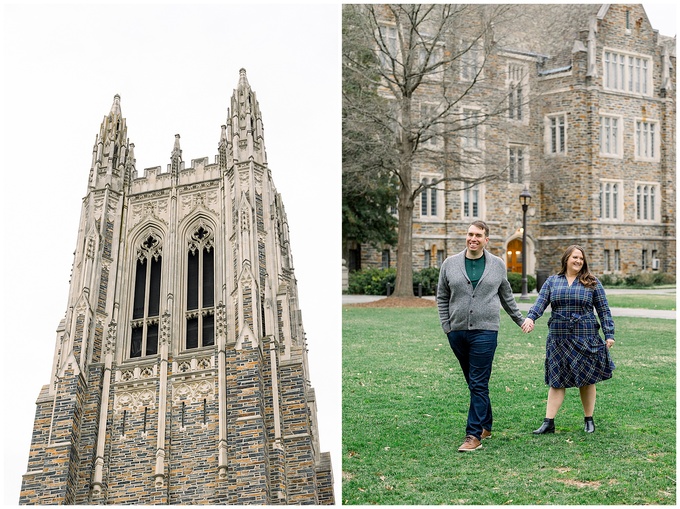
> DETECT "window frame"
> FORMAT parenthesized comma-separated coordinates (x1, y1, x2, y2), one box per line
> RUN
(635, 182, 661, 223)
(461, 183, 484, 220)
(507, 63, 527, 122)
(419, 174, 443, 221)
(460, 39, 482, 82)
(544, 113, 567, 155)
(184, 224, 217, 351)
(603, 48, 652, 97)
(599, 113, 624, 158)
(508, 145, 526, 184)
(461, 107, 484, 152)
(420, 102, 444, 150)
(634, 118, 660, 161)
(599, 179, 624, 221)
(128, 231, 164, 360)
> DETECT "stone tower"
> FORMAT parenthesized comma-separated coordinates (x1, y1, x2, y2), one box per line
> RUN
(19, 69, 334, 505)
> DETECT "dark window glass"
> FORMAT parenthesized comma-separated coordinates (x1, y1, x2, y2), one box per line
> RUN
(203, 248, 214, 307)
(148, 256, 162, 317)
(146, 324, 158, 355)
(130, 326, 143, 357)
(187, 251, 199, 310)
(186, 317, 199, 349)
(203, 314, 214, 346)
(133, 260, 147, 319)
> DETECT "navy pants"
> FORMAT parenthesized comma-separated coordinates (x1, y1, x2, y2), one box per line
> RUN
(447, 330, 498, 440)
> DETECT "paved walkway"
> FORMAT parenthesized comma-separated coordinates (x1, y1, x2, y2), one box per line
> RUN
(342, 288, 676, 320)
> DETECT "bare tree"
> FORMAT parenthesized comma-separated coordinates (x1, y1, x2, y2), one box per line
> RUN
(343, 3, 524, 297)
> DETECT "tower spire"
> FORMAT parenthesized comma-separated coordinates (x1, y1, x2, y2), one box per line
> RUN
(171, 133, 182, 175)
(110, 93, 122, 116)
(90, 94, 131, 190)
(227, 68, 267, 164)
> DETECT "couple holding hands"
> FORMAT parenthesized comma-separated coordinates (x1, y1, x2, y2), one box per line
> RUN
(437, 221, 616, 452)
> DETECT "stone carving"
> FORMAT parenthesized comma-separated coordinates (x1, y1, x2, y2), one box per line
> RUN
(172, 379, 214, 405)
(114, 388, 156, 413)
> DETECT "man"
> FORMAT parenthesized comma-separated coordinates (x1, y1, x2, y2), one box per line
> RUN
(436, 220, 529, 451)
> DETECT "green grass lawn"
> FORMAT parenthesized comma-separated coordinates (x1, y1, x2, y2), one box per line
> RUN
(516, 293, 676, 310)
(603, 294, 676, 310)
(342, 307, 676, 505)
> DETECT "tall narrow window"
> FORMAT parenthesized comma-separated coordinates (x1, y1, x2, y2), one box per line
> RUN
(604, 250, 611, 272)
(463, 185, 481, 219)
(430, 183, 437, 216)
(379, 25, 398, 69)
(509, 147, 524, 183)
(600, 116, 620, 156)
(381, 249, 390, 269)
(599, 180, 621, 220)
(635, 120, 657, 159)
(186, 225, 215, 350)
(614, 250, 621, 271)
(130, 233, 162, 358)
(420, 177, 439, 218)
(461, 40, 480, 81)
(508, 64, 525, 120)
(462, 109, 480, 150)
(547, 114, 566, 154)
(636, 183, 660, 222)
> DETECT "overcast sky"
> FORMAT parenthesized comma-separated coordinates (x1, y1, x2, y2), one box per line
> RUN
(0, 1, 676, 505)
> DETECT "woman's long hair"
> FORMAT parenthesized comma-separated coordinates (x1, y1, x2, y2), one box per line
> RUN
(558, 245, 597, 288)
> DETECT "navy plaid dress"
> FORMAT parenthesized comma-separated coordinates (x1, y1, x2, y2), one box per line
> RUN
(527, 275, 615, 388)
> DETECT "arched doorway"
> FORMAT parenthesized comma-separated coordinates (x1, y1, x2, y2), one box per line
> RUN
(507, 238, 523, 273)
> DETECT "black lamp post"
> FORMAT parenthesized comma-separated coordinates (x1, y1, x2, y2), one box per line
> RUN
(519, 186, 532, 302)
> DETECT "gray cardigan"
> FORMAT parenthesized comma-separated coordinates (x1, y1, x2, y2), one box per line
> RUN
(436, 249, 524, 333)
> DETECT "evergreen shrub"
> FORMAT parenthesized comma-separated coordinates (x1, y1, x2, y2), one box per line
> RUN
(507, 271, 537, 293)
(347, 268, 396, 295)
(347, 267, 442, 295)
(412, 267, 440, 296)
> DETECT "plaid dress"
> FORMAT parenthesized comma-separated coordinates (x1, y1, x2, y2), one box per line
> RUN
(527, 274, 615, 388)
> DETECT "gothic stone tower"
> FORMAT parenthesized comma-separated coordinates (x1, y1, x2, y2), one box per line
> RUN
(19, 69, 334, 505)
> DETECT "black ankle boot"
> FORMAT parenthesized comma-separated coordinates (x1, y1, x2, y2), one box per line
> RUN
(584, 417, 595, 433)
(533, 418, 555, 434)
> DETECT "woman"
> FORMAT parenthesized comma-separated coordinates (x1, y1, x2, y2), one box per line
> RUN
(522, 245, 615, 434)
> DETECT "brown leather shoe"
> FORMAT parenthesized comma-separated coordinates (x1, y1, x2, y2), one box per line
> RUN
(481, 429, 492, 439)
(458, 435, 482, 452)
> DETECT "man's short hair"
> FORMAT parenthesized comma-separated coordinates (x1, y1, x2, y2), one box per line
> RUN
(469, 220, 489, 238)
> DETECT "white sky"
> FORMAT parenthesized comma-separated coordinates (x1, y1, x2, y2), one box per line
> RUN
(0, 2, 341, 504)
(0, 1, 676, 505)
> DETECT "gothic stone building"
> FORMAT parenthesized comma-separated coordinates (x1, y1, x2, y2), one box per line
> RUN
(350, 4, 675, 282)
(19, 69, 334, 505)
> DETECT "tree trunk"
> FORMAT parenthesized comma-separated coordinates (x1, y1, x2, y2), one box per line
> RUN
(393, 114, 415, 297)
(393, 185, 414, 297)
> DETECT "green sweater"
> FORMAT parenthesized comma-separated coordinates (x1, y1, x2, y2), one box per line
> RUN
(436, 249, 524, 333)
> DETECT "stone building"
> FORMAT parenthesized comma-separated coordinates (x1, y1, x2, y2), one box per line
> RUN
(348, 4, 675, 283)
(19, 69, 334, 505)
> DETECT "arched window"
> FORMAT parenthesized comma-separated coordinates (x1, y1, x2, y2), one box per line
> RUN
(185, 225, 215, 349)
(130, 233, 163, 358)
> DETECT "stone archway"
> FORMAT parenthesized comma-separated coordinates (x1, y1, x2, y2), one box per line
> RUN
(507, 238, 523, 273)
(505, 235, 535, 276)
